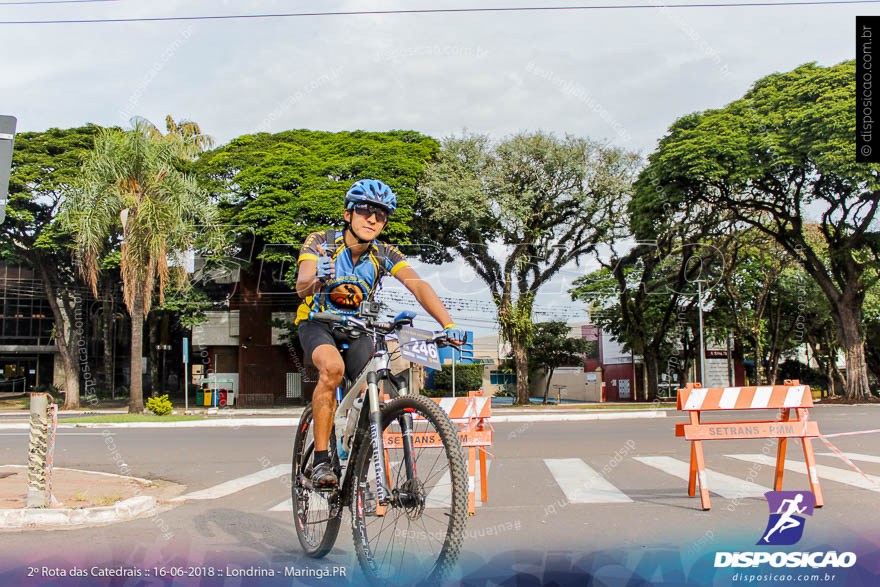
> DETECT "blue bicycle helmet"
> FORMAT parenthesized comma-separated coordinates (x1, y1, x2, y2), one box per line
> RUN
(344, 179, 397, 215)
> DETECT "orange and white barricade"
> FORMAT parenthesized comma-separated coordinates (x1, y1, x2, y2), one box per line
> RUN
(382, 390, 493, 515)
(675, 380, 823, 511)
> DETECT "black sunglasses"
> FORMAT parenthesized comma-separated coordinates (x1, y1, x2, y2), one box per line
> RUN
(352, 203, 388, 223)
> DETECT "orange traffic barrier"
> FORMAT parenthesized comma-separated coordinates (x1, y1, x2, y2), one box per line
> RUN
(383, 390, 493, 515)
(675, 379, 823, 511)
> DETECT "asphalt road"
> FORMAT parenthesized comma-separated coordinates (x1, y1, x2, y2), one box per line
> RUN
(0, 406, 879, 585)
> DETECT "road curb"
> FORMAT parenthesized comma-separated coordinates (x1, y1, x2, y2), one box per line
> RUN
(0, 411, 668, 429)
(0, 495, 156, 530)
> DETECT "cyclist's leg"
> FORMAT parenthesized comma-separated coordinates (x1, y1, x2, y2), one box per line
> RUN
(337, 330, 375, 382)
(299, 321, 345, 454)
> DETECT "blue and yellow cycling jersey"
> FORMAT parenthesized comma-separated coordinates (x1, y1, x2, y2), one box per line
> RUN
(295, 230, 409, 325)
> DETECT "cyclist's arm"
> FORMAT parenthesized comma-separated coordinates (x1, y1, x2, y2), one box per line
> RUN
(393, 266, 455, 329)
(296, 237, 331, 298)
(296, 258, 323, 298)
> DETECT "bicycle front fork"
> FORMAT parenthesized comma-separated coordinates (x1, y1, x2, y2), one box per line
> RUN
(366, 371, 417, 505)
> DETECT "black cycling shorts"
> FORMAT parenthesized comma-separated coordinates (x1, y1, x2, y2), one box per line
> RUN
(298, 318, 374, 382)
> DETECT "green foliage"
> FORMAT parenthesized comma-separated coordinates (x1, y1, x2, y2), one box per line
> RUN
(4, 125, 104, 255)
(32, 384, 62, 402)
(639, 60, 879, 397)
(60, 118, 225, 413)
(145, 394, 173, 416)
(495, 292, 536, 350)
(3, 125, 107, 408)
(421, 131, 640, 403)
(493, 384, 516, 398)
(62, 119, 223, 309)
(528, 321, 589, 375)
(156, 285, 214, 328)
(429, 364, 484, 397)
(268, 317, 299, 346)
(193, 129, 441, 276)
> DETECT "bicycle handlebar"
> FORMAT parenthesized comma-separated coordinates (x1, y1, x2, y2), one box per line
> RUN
(307, 310, 457, 346)
(309, 311, 346, 324)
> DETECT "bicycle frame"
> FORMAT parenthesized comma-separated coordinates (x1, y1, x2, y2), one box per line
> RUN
(332, 325, 417, 507)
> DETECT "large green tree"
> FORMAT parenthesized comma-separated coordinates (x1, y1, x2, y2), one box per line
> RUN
(420, 131, 640, 404)
(640, 60, 880, 399)
(528, 321, 589, 404)
(708, 229, 794, 385)
(3, 125, 104, 408)
(573, 165, 729, 399)
(194, 129, 441, 283)
(62, 119, 220, 413)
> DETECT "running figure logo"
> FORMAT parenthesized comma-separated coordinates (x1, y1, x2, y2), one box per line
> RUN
(758, 491, 816, 546)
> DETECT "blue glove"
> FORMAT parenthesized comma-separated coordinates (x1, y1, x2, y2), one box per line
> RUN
(316, 256, 333, 282)
(443, 324, 466, 344)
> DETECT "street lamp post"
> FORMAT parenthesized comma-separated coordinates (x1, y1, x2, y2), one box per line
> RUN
(697, 280, 707, 386)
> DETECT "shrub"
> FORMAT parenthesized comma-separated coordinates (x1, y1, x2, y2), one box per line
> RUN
(494, 383, 516, 398)
(428, 364, 484, 397)
(145, 394, 173, 416)
(32, 383, 62, 401)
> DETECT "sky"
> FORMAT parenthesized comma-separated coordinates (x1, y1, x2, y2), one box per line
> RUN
(1, 0, 870, 334)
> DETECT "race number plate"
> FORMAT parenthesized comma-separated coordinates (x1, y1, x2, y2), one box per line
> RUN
(398, 327, 441, 369)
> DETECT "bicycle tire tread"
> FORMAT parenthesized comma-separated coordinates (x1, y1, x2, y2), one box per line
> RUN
(292, 403, 343, 558)
(349, 394, 467, 585)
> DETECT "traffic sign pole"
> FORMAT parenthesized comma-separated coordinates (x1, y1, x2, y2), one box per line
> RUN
(183, 337, 189, 413)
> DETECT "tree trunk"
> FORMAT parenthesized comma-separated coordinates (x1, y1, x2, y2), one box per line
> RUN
(148, 312, 161, 398)
(643, 350, 659, 402)
(56, 340, 80, 410)
(837, 309, 870, 399)
(543, 368, 552, 404)
(101, 280, 114, 396)
(129, 288, 145, 413)
(753, 333, 764, 386)
(35, 263, 81, 409)
(513, 342, 530, 405)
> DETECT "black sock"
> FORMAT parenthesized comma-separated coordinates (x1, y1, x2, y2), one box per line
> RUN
(314, 450, 329, 465)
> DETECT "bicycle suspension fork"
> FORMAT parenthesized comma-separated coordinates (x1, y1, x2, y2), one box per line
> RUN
(390, 372, 417, 481)
(366, 370, 392, 503)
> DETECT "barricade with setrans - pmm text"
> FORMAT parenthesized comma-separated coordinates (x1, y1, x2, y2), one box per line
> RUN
(675, 380, 823, 510)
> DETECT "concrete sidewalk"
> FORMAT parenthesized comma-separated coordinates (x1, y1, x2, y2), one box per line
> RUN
(0, 465, 185, 530)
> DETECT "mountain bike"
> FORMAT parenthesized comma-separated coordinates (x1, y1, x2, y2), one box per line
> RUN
(291, 304, 468, 586)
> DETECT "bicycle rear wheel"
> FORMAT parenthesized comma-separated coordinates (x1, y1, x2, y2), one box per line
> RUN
(292, 403, 343, 558)
(350, 394, 467, 586)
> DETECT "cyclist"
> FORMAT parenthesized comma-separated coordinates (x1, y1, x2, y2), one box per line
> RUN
(295, 179, 465, 488)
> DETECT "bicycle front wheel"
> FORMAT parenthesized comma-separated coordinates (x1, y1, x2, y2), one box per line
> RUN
(291, 403, 343, 558)
(350, 394, 467, 586)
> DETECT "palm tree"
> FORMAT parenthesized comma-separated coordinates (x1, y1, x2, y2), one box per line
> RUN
(63, 117, 219, 413)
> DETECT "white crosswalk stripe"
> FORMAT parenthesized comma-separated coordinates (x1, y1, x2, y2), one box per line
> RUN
(217, 451, 880, 512)
(634, 456, 768, 499)
(269, 459, 491, 511)
(170, 464, 289, 502)
(817, 452, 880, 464)
(424, 460, 492, 508)
(725, 454, 880, 492)
(543, 458, 632, 503)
